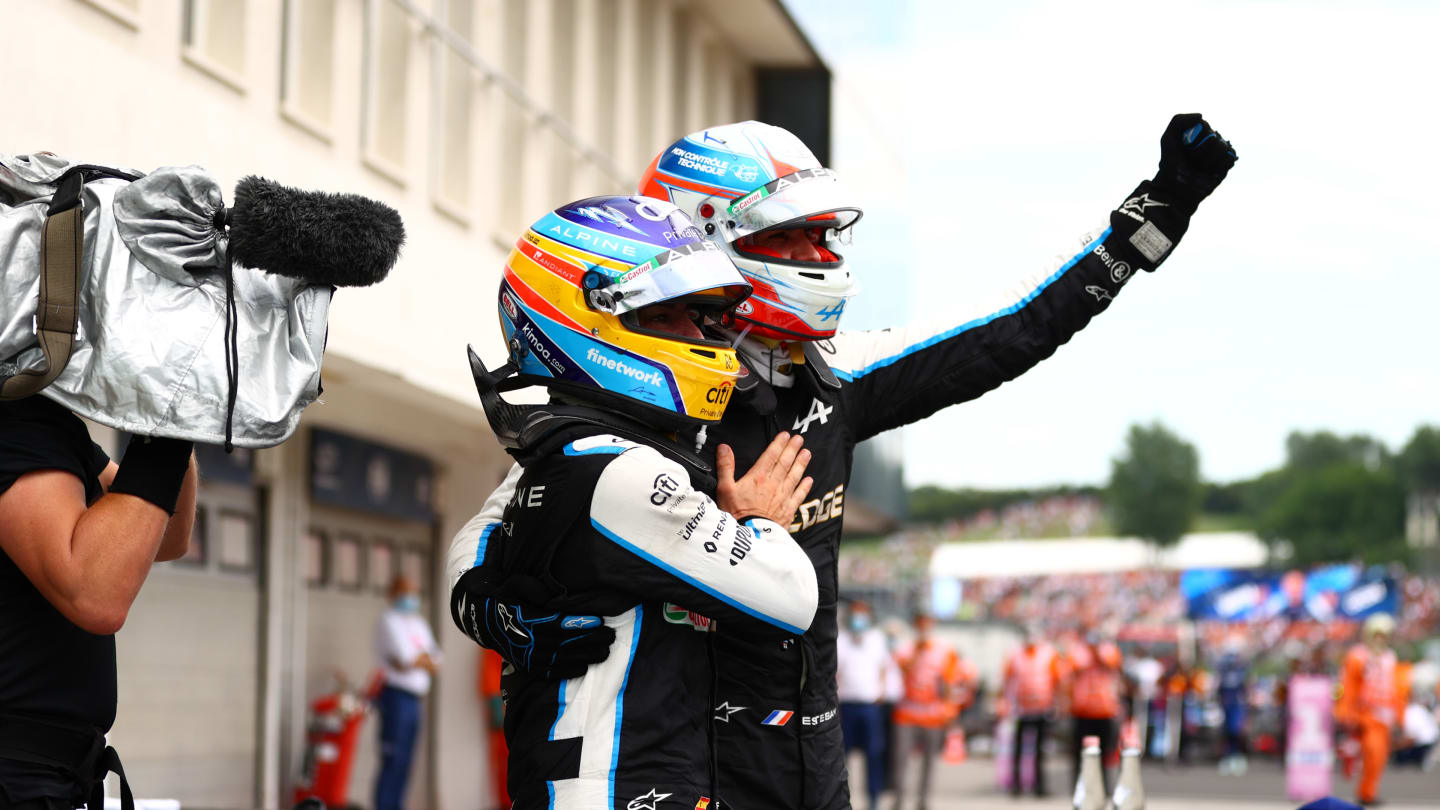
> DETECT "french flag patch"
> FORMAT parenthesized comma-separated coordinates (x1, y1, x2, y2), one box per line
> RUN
(762, 710, 794, 726)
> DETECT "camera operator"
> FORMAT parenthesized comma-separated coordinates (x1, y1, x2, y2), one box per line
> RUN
(0, 395, 196, 810)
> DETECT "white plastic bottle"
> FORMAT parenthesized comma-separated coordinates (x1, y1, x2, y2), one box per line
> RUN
(1073, 735, 1107, 810)
(1111, 745, 1145, 810)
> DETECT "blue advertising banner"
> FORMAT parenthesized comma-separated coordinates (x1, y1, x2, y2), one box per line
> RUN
(309, 428, 435, 522)
(1184, 565, 1398, 622)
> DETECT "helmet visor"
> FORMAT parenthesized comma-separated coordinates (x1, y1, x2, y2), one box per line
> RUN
(604, 240, 751, 315)
(724, 168, 863, 240)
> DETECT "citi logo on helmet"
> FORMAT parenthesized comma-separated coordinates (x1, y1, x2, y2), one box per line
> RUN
(586, 348, 665, 387)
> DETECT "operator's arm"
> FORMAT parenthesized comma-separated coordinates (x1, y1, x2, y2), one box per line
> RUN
(585, 444, 818, 639)
(154, 457, 197, 561)
(829, 114, 1237, 441)
(0, 435, 195, 634)
(96, 455, 199, 562)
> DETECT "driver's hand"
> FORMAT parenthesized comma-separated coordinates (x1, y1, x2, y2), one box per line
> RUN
(715, 431, 813, 526)
(1154, 113, 1237, 209)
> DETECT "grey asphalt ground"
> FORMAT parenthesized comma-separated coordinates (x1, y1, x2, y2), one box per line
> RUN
(850, 754, 1438, 810)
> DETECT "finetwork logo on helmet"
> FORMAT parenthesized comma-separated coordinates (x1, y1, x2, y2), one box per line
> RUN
(569, 204, 645, 235)
(585, 348, 665, 388)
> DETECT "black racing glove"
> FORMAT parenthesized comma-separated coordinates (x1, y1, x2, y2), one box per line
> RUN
(452, 569, 615, 680)
(1153, 113, 1237, 211)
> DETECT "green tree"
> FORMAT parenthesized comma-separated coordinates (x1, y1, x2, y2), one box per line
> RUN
(1283, 430, 1390, 472)
(906, 484, 1101, 526)
(1257, 462, 1407, 566)
(1108, 422, 1203, 547)
(1398, 425, 1440, 492)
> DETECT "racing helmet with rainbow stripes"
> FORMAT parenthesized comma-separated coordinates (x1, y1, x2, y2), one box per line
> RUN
(496, 195, 752, 429)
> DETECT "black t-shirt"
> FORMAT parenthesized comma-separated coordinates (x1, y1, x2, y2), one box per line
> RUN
(0, 396, 115, 803)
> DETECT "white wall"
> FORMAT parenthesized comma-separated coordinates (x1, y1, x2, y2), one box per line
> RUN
(1, 1, 814, 806)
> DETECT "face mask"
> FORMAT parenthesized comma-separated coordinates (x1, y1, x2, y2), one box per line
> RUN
(394, 595, 420, 614)
(849, 613, 871, 633)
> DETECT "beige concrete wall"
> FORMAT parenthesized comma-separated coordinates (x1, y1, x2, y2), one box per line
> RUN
(2, 1, 805, 807)
(115, 570, 263, 807)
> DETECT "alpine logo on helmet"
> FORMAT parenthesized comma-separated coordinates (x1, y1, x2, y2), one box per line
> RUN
(640, 121, 864, 341)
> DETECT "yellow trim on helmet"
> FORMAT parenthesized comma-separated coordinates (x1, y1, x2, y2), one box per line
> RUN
(503, 231, 742, 423)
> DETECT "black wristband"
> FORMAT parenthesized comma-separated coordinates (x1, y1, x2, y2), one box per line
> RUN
(108, 435, 194, 515)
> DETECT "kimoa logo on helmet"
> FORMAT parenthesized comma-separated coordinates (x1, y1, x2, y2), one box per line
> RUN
(522, 323, 565, 374)
(585, 347, 665, 387)
(569, 204, 645, 235)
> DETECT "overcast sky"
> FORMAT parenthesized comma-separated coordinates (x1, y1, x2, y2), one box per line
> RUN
(784, 0, 1440, 490)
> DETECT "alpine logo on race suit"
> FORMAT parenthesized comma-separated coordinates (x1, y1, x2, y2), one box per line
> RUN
(792, 398, 833, 433)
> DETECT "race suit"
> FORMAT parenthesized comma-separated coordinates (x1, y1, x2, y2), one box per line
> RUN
(455, 178, 1205, 809)
(448, 427, 818, 810)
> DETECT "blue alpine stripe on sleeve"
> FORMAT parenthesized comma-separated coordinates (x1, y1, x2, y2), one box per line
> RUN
(834, 228, 1112, 382)
(472, 522, 499, 567)
(563, 442, 628, 456)
(608, 604, 642, 809)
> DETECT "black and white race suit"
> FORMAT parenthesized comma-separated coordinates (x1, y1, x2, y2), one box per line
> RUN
(448, 426, 817, 810)
(451, 179, 1202, 809)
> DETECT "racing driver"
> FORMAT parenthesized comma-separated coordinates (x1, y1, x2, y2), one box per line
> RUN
(447, 195, 819, 809)
(455, 114, 1237, 809)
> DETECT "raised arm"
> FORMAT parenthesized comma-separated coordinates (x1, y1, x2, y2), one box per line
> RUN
(829, 114, 1236, 441)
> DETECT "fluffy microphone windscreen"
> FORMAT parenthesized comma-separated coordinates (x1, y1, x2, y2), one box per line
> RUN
(228, 176, 405, 287)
